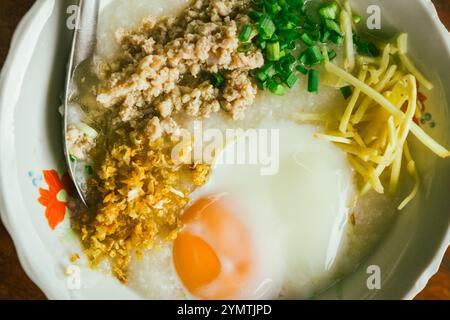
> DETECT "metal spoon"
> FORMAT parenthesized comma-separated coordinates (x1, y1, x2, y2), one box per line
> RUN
(63, 0, 100, 206)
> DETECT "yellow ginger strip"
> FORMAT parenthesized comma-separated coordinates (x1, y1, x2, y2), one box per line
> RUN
(385, 71, 405, 90)
(369, 128, 388, 153)
(336, 144, 379, 162)
(398, 142, 420, 210)
(369, 44, 391, 84)
(361, 116, 398, 194)
(351, 131, 367, 148)
(315, 133, 352, 145)
(339, 68, 367, 133)
(389, 147, 403, 194)
(324, 61, 450, 158)
(397, 33, 433, 90)
(348, 155, 383, 194)
(337, 125, 367, 147)
(341, 7, 355, 71)
(358, 113, 376, 123)
(352, 65, 398, 124)
(343, 1, 357, 31)
(348, 155, 369, 177)
(397, 33, 408, 54)
(387, 115, 398, 150)
(389, 46, 399, 55)
(397, 75, 417, 151)
(325, 130, 355, 138)
(367, 168, 385, 194)
(410, 124, 450, 158)
(386, 79, 409, 110)
(399, 55, 434, 90)
(357, 56, 379, 66)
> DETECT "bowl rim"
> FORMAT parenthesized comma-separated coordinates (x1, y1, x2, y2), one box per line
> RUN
(395, 0, 450, 300)
(0, 0, 66, 299)
(0, 0, 449, 300)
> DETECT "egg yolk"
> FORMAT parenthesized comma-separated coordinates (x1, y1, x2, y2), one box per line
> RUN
(173, 195, 254, 299)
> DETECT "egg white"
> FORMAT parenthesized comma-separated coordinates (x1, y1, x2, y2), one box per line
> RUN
(188, 120, 356, 299)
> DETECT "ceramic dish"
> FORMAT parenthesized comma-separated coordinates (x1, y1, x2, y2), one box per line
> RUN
(0, 0, 449, 299)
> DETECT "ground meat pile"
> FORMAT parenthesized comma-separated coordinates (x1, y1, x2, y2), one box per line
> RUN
(96, 0, 263, 125)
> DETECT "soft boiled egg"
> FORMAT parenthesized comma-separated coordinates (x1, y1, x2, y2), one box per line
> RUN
(172, 195, 267, 300)
(129, 121, 356, 299)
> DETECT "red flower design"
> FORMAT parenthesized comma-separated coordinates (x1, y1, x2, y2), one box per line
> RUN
(38, 170, 74, 230)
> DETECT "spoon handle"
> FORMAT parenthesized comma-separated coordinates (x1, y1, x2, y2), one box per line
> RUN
(70, 0, 100, 68)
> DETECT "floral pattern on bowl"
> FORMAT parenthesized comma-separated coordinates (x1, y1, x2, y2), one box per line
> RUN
(37, 169, 73, 230)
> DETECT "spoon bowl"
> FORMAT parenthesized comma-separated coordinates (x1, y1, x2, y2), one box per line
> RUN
(63, 0, 100, 206)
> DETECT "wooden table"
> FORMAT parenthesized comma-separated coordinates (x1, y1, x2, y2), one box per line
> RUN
(0, 0, 449, 300)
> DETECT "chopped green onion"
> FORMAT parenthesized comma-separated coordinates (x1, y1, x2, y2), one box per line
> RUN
(249, 0, 347, 96)
(285, 73, 299, 88)
(300, 33, 314, 46)
(259, 82, 267, 90)
(69, 155, 76, 163)
(85, 165, 94, 175)
(331, 33, 343, 45)
(255, 37, 267, 50)
(270, 33, 280, 42)
(280, 29, 297, 43)
(280, 31, 298, 49)
(282, 21, 297, 30)
(340, 86, 353, 99)
(360, 42, 379, 57)
(328, 49, 337, 61)
(286, 41, 296, 50)
(321, 30, 331, 43)
(318, 2, 339, 20)
(324, 19, 342, 35)
(268, 79, 286, 96)
(276, 54, 295, 75)
(210, 73, 225, 88)
(237, 43, 252, 53)
(357, 43, 377, 56)
(309, 46, 324, 64)
(284, 11, 302, 25)
(352, 15, 362, 24)
(256, 63, 276, 82)
(353, 35, 380, 57)
(298, 51, 309, 66)
(257, 15, 276, 40)
(239, 25, 253, 42)
(257, 79, 268, 90)
(266, 41, 281, 61)
(301, 45, 324, 66)
(308, 69, 320, 93)
(286, 0, 304, 8)
(303, 22, 313, 31)
(249, 10, 263, 22)
(310, 29, 321, 41)
(278, 0, 288, 7)
(264, 0, 282, 15)
(296, 64, 308, 75)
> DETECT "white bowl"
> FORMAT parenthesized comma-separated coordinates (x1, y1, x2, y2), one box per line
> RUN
(0, 0, 449, 300)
